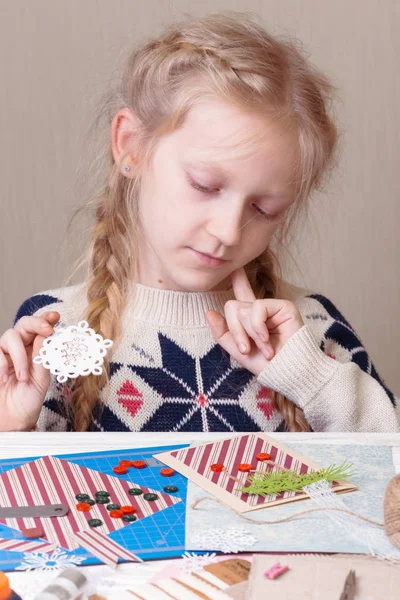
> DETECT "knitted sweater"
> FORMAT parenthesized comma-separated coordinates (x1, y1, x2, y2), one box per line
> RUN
(13, 280, 399, 432)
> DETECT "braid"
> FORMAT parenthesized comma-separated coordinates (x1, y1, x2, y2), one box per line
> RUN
(71, 197, 131, 431)
(248, 249, 311, 432)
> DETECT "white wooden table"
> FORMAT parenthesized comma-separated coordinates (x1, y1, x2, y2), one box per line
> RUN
(2, 432, 399, 598)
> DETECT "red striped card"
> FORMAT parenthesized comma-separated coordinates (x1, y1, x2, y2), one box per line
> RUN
(155, 433, 356, 513)
(0, 537, 56, 554)
(67, 529, 142, 568)
(0, 456, 181, 551)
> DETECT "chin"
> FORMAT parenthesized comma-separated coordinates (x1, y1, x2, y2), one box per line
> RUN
(172, 270, 231, 293)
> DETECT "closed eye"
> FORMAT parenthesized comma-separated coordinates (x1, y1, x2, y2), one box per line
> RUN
(253, 205, 281, 221)
(188, 178, 281, 221)
(189, 179, 219, 194)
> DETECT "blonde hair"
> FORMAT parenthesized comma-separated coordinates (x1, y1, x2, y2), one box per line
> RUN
(65, 10, 339, 432)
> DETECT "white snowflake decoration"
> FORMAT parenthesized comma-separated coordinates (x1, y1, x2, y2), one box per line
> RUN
(190, 526, 257, 554)
(180, 551, 218, 573)
(15, 548, 86, 572)
(33, 320, 113, 383)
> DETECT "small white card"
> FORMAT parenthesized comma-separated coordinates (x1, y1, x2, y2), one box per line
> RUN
(33, 320, 113, 383)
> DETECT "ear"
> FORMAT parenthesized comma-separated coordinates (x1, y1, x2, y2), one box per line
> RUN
(111, 108, 143, 176)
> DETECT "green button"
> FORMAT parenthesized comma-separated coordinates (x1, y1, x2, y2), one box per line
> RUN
(163, 485, 179, 493)
(96, 497, 110, 504)
(75, 493, 90, 501)
(128, 488, 143, 496)
(143, 493, 158, 501)
(122, 514, 137, 523)
(86, 499, 95, 506)
(95, 491, 110, 497)
(88, 519, 103, 527)
(106, 504, 121, 511)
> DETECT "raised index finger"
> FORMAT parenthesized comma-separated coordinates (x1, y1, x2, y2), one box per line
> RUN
(231, 267, 257, 303)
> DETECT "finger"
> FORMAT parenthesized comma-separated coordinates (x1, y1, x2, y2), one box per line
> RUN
(0, 329, 30, 381)
(14, 312, 59, 346)
(231, 267, 257, 303)
(237, 306, 273, 360)
(206, 310, 269, 376)
(0, 347, 12, 384)
(224, 300, 252, 353)
(31, 333, 51, 391)
(206, 310, 251, 361)
(250, 300, 270, 341)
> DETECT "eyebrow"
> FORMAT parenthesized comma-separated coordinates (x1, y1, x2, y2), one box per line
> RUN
(184, 159, 229, 176)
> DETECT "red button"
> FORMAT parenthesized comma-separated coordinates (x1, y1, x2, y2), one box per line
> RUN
(110, 510, 124, 518)
(130, 460, 147, 469)
(119, 460, 132, 468)
(160, 468, 175, 477)
(237, 463, 252, 472)
(256, 453, 271, 461)
(210, 463, 225, 473)
(121, 506, 136, 514)
(76, 502, 91, 512)
(113, 466, 128, 474)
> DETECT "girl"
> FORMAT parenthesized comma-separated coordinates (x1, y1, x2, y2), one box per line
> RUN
(1, 11, 398, 433)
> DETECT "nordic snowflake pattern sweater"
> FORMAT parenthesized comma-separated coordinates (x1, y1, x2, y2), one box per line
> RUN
(13, 280, 399, 433)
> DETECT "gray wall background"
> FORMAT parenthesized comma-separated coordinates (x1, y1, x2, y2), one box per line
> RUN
(1, 0, 399, 395)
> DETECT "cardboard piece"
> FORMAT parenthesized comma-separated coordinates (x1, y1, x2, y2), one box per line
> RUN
(126, 557, 251, 599)
(246, 554, 400, 599)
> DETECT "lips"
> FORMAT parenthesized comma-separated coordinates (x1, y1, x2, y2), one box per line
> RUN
(189, 248, 229, 267)
(198, 251, 228, 262)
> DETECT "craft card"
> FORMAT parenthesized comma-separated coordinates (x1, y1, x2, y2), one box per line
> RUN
(155, 433, 356, 513)
(0, 455, 181, 567)
(186, 443, 397, 555)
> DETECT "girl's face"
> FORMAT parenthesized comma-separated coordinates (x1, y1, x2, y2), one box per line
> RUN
(136, 96, 299, 292)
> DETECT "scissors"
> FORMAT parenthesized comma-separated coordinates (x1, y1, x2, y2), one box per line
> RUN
(339, 569, 356, 600)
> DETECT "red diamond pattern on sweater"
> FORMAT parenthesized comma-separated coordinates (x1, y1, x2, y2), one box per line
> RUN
(117, 380, 143, 418)
(257, 386, 272, 400)
(256, 386, 274, 420)
(195, 393, 208, 407)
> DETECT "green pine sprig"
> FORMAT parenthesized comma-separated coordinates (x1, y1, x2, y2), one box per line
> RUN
(236, 460, 355, 497)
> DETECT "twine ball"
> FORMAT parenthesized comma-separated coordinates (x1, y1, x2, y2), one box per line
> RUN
(384, 473, 400, 548)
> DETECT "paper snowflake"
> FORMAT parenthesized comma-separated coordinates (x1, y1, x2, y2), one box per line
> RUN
(190, 526, 257, 553)
(15, 548, 86, 572)
(33, 320, 113, 383)
(180, 551, 218, 573)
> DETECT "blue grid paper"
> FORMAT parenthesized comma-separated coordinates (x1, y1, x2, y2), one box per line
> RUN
(0, 443, 189, 571)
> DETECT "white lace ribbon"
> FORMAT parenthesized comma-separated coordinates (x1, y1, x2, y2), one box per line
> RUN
(303, 479, 400, 561)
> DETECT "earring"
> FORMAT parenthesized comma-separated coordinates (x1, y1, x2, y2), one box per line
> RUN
(124, 165, 131, 172)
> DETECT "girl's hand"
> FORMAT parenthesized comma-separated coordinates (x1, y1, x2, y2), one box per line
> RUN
(0, 311, 60, 431)
(206, 267, 304, 376)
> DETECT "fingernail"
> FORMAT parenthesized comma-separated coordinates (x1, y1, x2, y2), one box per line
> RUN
(2, 374, 8, 384)
(19, 369, 28, 381)
(239, 343, 247, 353)
(263, 348, 273, 360)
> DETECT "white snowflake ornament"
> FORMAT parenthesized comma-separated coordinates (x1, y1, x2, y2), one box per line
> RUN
(190, 526, 257, 554)
(15, 547, 85, 571)
(33, 320, 113, 383)
(181, 552, 218, 573)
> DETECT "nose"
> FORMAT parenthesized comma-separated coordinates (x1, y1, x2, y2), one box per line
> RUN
(206, 198, 246, 248)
